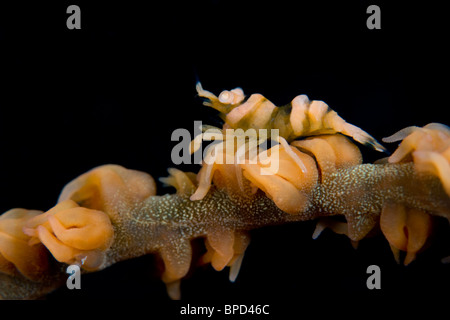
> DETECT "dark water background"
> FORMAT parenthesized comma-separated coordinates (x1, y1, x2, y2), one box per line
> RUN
(0, 0, 448, 314)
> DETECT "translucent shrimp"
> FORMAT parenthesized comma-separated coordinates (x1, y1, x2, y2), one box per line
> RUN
(196, 82, 387, 152)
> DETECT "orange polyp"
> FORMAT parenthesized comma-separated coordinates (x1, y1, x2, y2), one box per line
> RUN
(159, 168, 197, 196)
(380, 203, 408, 251)
(257, 145, 318, 191)
(239, 144, 318, 215)
(384, 124, 450, 199)
(413, 151, 450, 197)
(202, 230, 250, 282)
(23, 200, 79, 232)
(22, 200, 114, 268)
(207, 230, 235, 271)
(58, 164, 157, 212)
(317, 134, 363, 169)
(200, 238, 214, 265)
(0, 208, 49, 281)
(387, 132, 421, 164)
(0, 232, 49, 281)
(49, 208, 113, 251)
(292, 138, 337, 178)
(242, 162, 309, 215)
(0, 209, 43, 241)
(380, 203, 433, 265)
(404, 208, 433, 265)
(36, 224, 80, 263)
(292, 134, 363, 180)
(0, 252, 17, 277)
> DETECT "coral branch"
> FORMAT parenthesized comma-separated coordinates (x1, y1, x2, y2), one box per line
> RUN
(1, 86, 448, 299)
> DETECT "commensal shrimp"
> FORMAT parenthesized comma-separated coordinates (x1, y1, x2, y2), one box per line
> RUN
(0, 84, 449, 300)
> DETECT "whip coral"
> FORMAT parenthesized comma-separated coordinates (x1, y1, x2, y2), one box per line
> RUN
(0, 84, 449, 300)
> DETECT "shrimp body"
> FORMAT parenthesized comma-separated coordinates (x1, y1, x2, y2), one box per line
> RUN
(196, 83, 387, 152)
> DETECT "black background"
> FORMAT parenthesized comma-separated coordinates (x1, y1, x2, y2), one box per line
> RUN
(0, 0, 449, 312)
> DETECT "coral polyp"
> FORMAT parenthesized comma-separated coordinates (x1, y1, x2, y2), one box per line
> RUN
(1, 85, 449, 300)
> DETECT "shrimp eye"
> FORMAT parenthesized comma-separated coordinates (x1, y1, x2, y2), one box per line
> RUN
(219, 90, 233, 104)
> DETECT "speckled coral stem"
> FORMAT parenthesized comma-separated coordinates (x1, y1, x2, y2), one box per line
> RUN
(1, 162, 447, 300)
(308, 162, 449, 240)
(104, 162, 449, 267)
